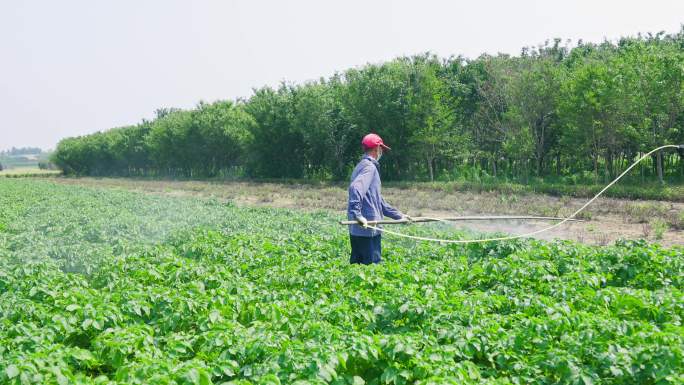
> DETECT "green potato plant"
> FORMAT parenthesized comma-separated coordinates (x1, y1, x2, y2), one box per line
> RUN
(0, 179, 682, 384)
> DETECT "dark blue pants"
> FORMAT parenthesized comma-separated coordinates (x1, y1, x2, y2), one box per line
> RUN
(349, 234, 382, 264)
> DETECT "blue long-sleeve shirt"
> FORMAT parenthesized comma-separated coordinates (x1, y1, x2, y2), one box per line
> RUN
(347, 155, 403, 237)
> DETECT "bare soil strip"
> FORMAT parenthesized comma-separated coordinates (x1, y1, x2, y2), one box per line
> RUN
(49, 178, 684, 246)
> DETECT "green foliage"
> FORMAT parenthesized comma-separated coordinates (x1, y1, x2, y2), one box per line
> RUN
(243, 86, 306, 178)
(51, 30, 684, 184)
(1, 179, 683, 384)
(52, 102, 253, 178)
(649, 218, 669, 240)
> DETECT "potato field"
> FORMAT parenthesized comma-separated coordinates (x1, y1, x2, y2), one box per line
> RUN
(0, 179, 682, 384)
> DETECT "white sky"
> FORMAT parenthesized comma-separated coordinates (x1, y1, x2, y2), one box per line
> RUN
(1, 0, 683, 151)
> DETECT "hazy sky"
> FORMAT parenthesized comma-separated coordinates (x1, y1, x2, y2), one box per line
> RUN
(2, 0, 683, 151)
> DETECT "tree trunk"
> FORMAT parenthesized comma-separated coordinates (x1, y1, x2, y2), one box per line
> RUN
(606, 151, 614, 179)
(427, 156, 434, 182)
(656, 150, 664, 184)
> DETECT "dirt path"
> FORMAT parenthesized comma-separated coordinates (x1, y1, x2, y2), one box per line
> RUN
(49, 177, 684, 246)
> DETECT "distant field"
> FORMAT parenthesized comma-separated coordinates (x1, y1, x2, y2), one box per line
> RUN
(0, 167, 61, 176)
(0, 149, 52, 171)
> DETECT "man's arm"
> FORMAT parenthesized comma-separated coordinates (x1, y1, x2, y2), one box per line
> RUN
(348, 164, 374, 221)
(380, 196, 404, 220)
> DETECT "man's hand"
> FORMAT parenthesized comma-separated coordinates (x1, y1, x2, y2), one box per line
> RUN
(356, 216, 368, 228)
(403, 215, 414, 224)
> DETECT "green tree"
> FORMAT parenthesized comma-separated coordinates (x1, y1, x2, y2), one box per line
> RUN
(461, 55, 518, 177)
(628, 37, 684, 183)
(341, 60, 414, 180)
(147, 110, 195, 176)
(244, 85, 305, 178)
(508, 49, 564, 176)
(559, 49, 631, 181)
(193, 100, 254, 177)
(405, 54, 458, 181)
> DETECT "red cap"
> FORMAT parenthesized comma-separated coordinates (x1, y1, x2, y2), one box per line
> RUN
(361, 133, 390, 150)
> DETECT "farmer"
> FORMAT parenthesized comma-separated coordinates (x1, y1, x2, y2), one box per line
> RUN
(347, 133, 412, 264)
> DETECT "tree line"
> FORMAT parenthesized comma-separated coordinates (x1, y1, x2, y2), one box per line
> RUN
(1, 147, 43, 156)
(52, 30, 684, 184)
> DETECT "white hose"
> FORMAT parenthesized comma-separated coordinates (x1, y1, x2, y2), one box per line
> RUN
(364, 144, 680, 244)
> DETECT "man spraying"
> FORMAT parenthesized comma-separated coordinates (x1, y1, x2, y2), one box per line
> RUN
(347, 133, 411, 264)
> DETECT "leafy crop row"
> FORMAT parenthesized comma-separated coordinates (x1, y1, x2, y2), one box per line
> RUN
(0, 180, 682, 384)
